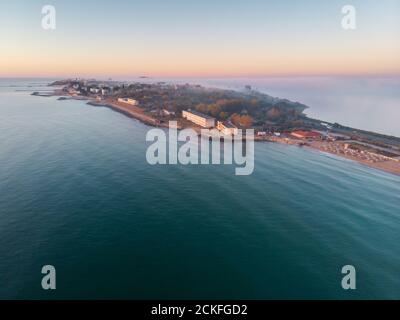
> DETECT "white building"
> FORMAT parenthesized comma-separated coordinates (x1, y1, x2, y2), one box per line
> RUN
(90, 87, 100, 94)
(101, 88, 110, 96)
(182, 110, 215, 128)
(217, 121, 238, 135)
(327, 132, 351, 141)
(162, 109, 175, 116)
(118, 98, 139, 106)
(321, 122, 333, 130)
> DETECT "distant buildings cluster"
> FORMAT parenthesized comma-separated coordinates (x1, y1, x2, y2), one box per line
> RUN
(66, 80, 114, 98)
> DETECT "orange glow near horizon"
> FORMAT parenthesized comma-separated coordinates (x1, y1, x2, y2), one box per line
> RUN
(2, 46, 400, 78)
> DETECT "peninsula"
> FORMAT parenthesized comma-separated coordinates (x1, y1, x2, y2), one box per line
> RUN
(35, 78, 400, 177)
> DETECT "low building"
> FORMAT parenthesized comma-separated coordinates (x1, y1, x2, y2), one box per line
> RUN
(321, 122, 333, 130)
(90, 87, 100, 94)
(101, 88, 110, 96)
(118, 98, 139, 106)
(68, 88, 80, 95)
(257, 131, 267, 137)
(291, 130, 322, 139)
(162, 109, 175, 116)
(327, 132, 351, 141)
(182, 110, 215, 128)
(217, 121, 238, 135)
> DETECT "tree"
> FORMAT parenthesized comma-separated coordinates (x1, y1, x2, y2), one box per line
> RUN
(219, 112, 229, 120)
(240, 115, 253, 128)
(231, 113, 241, 126)
(266, 106, 281, 120)
(231, 113, 253, 128)
(208, 104, 221, 117)
(195, 103, 208, 114)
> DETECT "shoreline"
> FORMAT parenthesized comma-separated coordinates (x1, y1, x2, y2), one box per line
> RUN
(255, 135, 400, 177)
(88, 98, 168, 128)
(306, 144, 400, 177)
(38, 91, 400, 178)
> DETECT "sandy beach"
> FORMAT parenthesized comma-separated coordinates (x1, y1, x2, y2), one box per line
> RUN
(89, 98, 162, 127)
(254, 135, 400, 177)
(307, 141, 400, 177)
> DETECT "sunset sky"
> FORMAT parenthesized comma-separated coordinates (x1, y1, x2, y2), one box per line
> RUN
(1, 0, 399, 78)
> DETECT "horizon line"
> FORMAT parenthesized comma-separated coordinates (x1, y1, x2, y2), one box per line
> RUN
(2, 73, 400, 80)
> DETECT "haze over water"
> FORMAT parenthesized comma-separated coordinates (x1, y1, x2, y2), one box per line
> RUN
(0, 79, 400, 299)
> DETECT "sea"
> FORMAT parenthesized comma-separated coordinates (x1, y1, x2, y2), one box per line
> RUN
(0, 78, 399, 299)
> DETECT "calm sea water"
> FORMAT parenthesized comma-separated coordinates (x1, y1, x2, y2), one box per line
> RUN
(0, 79, 400, 299)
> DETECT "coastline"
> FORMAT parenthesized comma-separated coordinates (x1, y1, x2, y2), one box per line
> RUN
(307, 144, 400, 177)
(255, 135, 400, 177)
(88, 98, 167, 127)
(37, 90, 400, 178)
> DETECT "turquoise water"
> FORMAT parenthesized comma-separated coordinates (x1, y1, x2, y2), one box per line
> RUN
(0, 79, 400, 299)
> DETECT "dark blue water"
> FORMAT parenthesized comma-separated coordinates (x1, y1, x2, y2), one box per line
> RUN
(0, 79, 399, 299)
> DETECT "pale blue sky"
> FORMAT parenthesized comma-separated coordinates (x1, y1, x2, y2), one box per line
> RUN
(1, 0, 399, 77)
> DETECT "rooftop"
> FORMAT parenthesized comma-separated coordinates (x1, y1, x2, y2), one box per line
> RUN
(184, 109, 215, 120)
(219, 121, 237, 129)
(291, 130, 322, 138)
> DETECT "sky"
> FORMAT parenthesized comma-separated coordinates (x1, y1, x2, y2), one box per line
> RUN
(1, 0, 399, 78)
